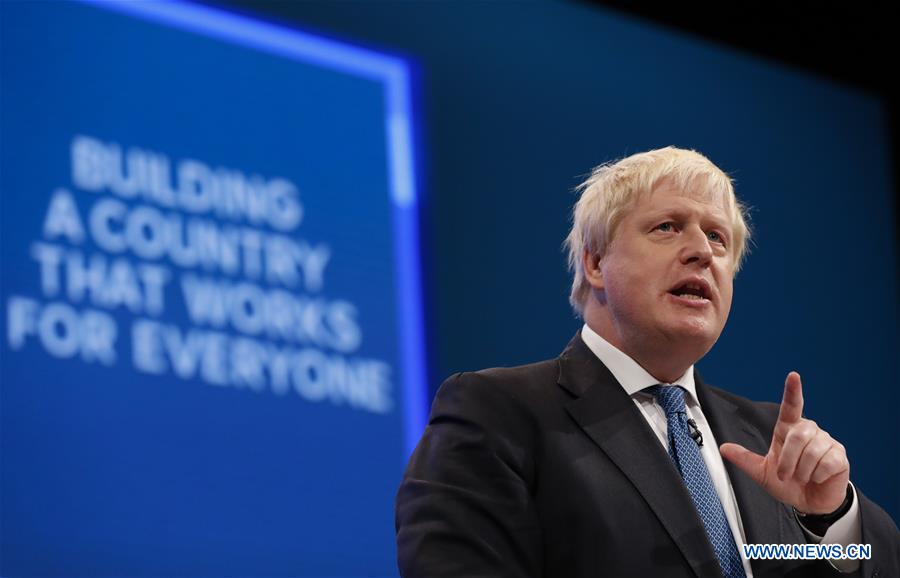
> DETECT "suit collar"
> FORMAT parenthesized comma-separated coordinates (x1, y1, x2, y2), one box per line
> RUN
(579, 323, 701, 404)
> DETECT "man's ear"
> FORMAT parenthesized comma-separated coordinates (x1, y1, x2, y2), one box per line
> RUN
(582, 248, 605, 290)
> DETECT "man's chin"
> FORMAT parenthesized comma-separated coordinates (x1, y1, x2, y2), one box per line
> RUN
(664, 323, 721, 356)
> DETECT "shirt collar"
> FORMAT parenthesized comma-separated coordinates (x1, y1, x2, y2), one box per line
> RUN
(580, 323, 700, 406)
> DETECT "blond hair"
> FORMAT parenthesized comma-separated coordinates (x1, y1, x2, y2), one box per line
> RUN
(565, 146, 751, 317)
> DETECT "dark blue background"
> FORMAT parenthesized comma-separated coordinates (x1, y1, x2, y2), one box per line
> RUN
(2, 1, 898, 576)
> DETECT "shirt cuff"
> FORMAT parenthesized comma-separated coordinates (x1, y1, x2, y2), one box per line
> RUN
(796, 482, 862, 573)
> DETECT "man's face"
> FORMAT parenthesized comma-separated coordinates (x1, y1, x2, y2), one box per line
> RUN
(595, 178, 735, 362)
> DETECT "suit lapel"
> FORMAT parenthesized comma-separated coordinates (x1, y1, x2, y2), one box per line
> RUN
(559, 334, 723, 578)
(695, 378, 784, 547)
(697, 377, 805, 577)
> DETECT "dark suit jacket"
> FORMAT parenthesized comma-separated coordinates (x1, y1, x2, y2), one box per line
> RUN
(396, 332, 900, 577)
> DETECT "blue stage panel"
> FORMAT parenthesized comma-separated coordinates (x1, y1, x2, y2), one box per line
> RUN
(1, 1, 425, 575)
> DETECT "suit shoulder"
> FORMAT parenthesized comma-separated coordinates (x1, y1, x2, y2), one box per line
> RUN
(468, 358, 560, 387)
(432, 359, 559, 419)
(440, 358, 559, 398)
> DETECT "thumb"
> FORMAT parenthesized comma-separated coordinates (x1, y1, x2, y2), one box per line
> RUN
(720, 442, 766, 485)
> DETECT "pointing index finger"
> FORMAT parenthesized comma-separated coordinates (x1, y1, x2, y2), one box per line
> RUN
(777, 371, 804, 425)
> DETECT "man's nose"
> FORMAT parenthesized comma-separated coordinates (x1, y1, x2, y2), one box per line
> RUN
(679, 227, 713, 267)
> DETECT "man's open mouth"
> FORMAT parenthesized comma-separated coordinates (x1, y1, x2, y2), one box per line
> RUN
(668, 280, 711, 301)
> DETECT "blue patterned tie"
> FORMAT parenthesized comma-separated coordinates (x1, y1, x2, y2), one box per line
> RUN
(647, 385, 746, 578)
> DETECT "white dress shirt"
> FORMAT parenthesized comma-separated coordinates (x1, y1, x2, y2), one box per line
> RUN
(580, 324, 861, 574)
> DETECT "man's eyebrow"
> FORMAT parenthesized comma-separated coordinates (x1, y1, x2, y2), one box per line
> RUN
(704, 213, 732, 232)
(642, 207, 731, 230)
(641, 207, 689, 222)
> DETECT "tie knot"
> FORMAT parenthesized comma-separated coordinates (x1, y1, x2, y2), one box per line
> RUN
(646, 384, 687, 416)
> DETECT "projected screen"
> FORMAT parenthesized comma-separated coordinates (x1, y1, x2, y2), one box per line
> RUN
(1, 1, 424, 575)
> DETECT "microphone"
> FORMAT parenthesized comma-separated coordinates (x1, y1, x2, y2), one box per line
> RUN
(686, 418, 704, 447)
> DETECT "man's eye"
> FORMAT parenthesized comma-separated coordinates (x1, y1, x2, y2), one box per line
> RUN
(707, 231, 726, 245)
(655, 223, 674, 232)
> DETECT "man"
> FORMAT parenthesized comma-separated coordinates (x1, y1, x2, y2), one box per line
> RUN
(395, 147, 899, 577)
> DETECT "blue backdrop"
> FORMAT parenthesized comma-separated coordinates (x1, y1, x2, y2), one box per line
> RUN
(2, 1, 424, 575)
(1, 0, 897, 576)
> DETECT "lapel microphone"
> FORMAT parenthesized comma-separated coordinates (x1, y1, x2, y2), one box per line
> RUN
(686, 418, 704, 447)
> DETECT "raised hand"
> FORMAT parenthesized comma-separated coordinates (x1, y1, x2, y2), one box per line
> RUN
(719, 372, 850, 514)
